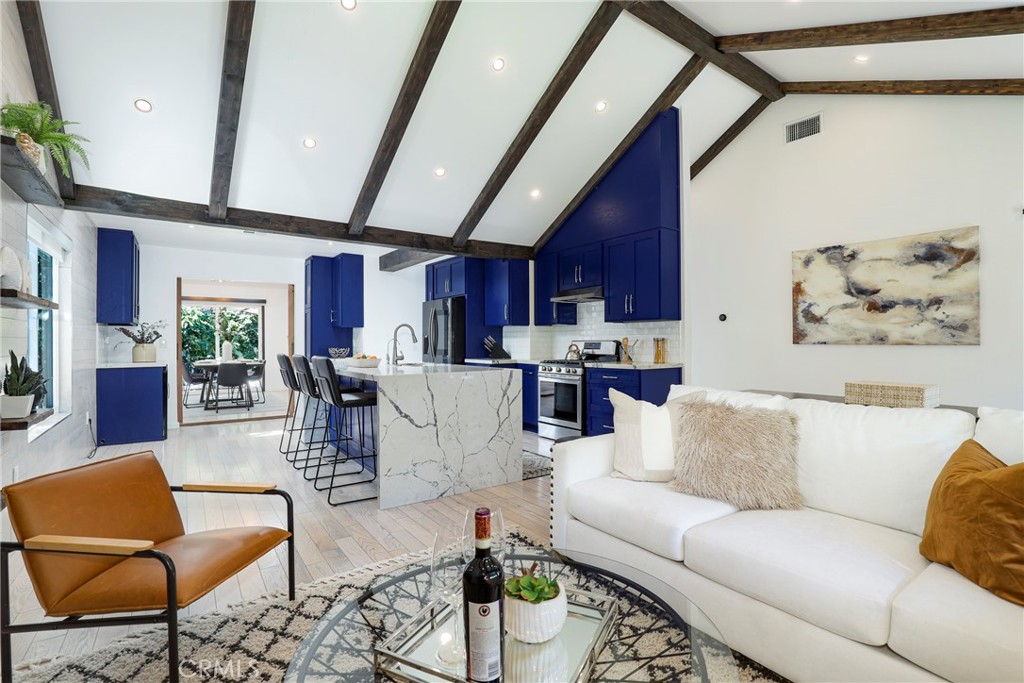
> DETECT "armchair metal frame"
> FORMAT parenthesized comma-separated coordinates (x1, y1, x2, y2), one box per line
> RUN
(0, 488, 295, 683)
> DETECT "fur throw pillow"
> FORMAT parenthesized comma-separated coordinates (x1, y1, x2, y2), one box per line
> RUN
(669, 401, 802, 510)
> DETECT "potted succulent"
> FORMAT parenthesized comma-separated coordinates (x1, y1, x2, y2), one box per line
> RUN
(504, 562, 568, 643)
(2, 351, 48, 419)
(0, 101, 89, 177)
(116, 321, 166, 363)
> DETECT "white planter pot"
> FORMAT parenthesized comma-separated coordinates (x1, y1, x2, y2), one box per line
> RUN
(221, 341, 233, 361)
(505, 581, 568, 644)
(132, 343, 156, 363)
(1, 395, 35, 419)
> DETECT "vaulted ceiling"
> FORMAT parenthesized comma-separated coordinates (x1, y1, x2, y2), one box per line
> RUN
(27, 0, 1024, 261)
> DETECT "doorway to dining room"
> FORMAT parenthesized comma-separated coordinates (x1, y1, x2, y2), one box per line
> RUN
(176, 278, 294, 426)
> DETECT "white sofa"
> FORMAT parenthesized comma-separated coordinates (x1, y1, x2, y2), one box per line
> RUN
(551, 387, 1024, 683)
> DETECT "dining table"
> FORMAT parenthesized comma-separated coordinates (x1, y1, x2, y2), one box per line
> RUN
(191, 359, 266, 410)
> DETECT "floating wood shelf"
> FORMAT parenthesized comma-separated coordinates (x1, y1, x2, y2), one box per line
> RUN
(1, 407, 53, 431)
(0, 136, 63, 207)
(1, 289, 59, 310)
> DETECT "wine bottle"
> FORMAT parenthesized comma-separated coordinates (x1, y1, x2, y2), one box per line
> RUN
(463, 507, 505, 683)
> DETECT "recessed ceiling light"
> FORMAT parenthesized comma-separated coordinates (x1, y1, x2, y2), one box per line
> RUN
(529, 189, 541, 199)
(853, 55, 870, 63)
(340, 0, 357, 10)
(434, 167, 447, 178)
(491, 57, 506, 72)
(595, 100, 608, 113)
(133, 98, 153, 114)
(302, 137, 317, 149)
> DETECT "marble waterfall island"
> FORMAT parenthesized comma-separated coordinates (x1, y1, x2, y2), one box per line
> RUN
(332, 362, 522, 509)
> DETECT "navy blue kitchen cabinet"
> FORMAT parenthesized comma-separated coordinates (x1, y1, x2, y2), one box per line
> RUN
(604, 228, 680, 322)
(331, 253, 364, 328)
(96, 366, 167, 445)
(306, 256, 352, 357)
(484, 259, 529, 326)
(425, 264, 435, 301)
(585, 366, 681, 436)
(431, 258, 466, 299)
(533, 254, 577, 326)
(557, 245, 602, 291)
(521, 364, 538, 431)
(96, 227, 140, 325)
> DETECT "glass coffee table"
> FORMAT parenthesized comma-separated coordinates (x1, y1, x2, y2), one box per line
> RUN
(285, 543, 741, 682)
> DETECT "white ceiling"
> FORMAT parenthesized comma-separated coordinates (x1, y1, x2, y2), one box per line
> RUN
(37, 1, 1023, 251)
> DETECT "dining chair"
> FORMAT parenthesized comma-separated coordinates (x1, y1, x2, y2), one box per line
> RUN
(247, 362, 266, 405)
(180, 357, 208, 408)
(205, 362, 252, 413)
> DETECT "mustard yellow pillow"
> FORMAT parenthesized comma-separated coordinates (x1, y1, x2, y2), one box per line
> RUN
(920, 439, 1024, 605)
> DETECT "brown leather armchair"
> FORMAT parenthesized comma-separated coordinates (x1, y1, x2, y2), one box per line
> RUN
(0, 451, 295, 683)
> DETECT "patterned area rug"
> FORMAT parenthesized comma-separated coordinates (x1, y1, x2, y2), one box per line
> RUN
(15, 537, 788, 683)
(523, 452, 553, 480)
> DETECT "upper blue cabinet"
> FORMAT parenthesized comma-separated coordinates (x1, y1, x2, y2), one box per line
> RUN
(426, 257, 467, 300)
(97, 227, 140, 325)
(484, 259, 529, 326)
(331, 253, 364, 328)
(534, 254, 577, 326)
(534, 108, 681, 324)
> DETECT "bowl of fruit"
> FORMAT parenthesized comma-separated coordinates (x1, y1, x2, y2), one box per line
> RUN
(347, 353, 381, 368)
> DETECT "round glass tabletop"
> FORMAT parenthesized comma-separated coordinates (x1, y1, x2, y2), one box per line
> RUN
(285, 541, 740, 682)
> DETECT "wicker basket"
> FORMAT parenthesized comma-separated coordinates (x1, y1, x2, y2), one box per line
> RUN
(845, 381, 940, 409)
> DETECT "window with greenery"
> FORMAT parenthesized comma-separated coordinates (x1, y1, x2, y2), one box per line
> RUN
(27, 241, 55, 409)
(181, 304, 262, 365)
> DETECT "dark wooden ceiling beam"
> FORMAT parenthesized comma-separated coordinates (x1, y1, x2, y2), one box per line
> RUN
(613, 0, 783, 101)
(379, 249, 442, 272)
(65, 185, 531, 260)
(347, 0, 461, 236)
(533, 54, 709, 254)
(782, 79, 1024, 96)
(718, 7, 1024, 53)
(449, 1, 623, 248)
(208, 1, 256, 220)
(690, 95, 772, 180)
(15, 1, 75, 199)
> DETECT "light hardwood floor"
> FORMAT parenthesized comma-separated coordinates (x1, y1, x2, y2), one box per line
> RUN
(6, 419, 551, 668)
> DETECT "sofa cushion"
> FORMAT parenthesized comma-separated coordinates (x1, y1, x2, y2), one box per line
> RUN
(667, 384, 790, 410)
(684, 508, 929, 646)
(789, 398, 976, 536)
(974, 406, 1023, 464)
(890, 563, 1024, 683)
(567, 477, 737, 561)
(919, 439, 1024, 605)
(609, 388, 706, 482)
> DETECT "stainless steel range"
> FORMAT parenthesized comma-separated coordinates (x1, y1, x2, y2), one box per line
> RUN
(537, 340, 620, 441)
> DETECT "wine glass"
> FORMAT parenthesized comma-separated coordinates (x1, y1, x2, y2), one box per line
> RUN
(430, 511, 472, 667)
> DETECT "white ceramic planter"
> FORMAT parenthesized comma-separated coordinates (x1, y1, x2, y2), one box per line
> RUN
(505, 581, 568, 644)
(0, 395, 35, 419)
(132, 343, 156, 363)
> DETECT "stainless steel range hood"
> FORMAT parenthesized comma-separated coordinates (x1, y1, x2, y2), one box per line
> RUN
(550, 286, 604, 303)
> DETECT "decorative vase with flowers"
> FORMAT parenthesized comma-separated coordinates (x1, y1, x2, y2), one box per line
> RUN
(115, 321, 165, 363)
(504, 562, 568, 643)
(2, 351, 48, 418)
(0, 101, 89, 177)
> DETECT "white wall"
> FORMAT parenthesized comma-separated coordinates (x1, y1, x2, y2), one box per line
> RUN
(684, 95, 1023, 409)
(125, 242, 423, 426)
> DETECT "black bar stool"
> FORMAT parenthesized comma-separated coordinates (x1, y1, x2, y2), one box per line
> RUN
(311, 356, 378, 505)
(290, 354, 333, 469)
(276, 354, 303, 457)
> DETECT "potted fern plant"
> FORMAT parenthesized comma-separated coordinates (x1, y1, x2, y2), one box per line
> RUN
(2, 351, 48, 419)
(0, 101, 89, 177)
(504, 562, 568, 643)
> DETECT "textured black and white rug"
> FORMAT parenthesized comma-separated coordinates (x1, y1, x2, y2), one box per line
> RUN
(15, 539, 787, 683)
(523, 452, 553, 480)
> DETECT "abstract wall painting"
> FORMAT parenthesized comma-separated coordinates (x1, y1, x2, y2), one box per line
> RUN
(792, 226, 980, 345)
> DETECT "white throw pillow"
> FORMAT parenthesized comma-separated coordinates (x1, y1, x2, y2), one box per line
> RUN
(609, 388, 706, 482)
(974, 407, 1023, 464)
(667, 384, 790, 411)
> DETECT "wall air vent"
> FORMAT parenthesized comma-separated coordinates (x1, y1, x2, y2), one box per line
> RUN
(785, 113, 822, 143)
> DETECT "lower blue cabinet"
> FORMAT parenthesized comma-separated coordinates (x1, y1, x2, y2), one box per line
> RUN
(584, 367, 681, 436)
(96, 366, 167, 445)
(521, 364, 538, 431)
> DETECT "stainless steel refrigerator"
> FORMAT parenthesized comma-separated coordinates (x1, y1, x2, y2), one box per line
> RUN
(422, 297, 466, 365)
